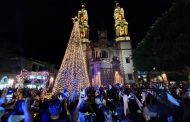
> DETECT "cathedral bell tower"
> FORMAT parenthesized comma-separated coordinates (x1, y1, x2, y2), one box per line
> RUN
(114, 3, 130, 42)
(78, 4, 90, 43)
(77, 4, 91, 82)
(114, 2, 134, 83)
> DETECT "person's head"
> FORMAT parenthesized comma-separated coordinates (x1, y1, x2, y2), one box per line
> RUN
(41, 100, 49, 111)
(123, 87, 129, 95)
(95, 95, 103, 105)
(95, 89, 100, 97)
(48, 99, 61, 119)
(79, 101, 88, 113)
(63, 88, 68, 93)
(99, 86, 104, 92)
(18, 92, 24, 100)
(145, 94, 155, 105)
(62, 88, 68, 95)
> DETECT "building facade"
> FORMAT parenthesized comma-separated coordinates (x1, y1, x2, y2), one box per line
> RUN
(0, 51, 57, 89)
(78, 3, 134, 86)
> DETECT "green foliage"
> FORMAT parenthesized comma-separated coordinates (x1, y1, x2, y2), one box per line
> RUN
(133, 0, 190, 71)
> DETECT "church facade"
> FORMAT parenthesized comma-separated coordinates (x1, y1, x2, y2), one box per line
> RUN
(78, 3, 134, 86)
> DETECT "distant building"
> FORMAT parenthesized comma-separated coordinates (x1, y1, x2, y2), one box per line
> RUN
(0, 48, 57, 87)
(78, 3, 134, 86)
(0, 56, 56, 73)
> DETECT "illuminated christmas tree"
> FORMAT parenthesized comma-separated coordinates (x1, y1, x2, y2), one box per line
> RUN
(53, 17, 90, 94)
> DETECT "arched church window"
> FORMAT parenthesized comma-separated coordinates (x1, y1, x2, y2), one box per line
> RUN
(118, 14, 122, 20)
(106, 52, 109, 58)
(95, 51, 98, 58)
(120, 27, 125, 36)
(80, 16, 84, 24)
(80, 31, 85, 39)
(101, 51, 107, 58)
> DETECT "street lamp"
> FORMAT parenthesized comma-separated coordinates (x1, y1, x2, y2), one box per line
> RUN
(98, 72, 100, 75)
(49, 76, 54, 87)
(97, 72, 101, 87)
(50, 77, 54, 82)
(8, 79, 14, 88)
(153, 67, 156, 71)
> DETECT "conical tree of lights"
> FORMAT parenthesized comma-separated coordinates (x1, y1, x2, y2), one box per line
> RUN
(53, 17, 90, 95)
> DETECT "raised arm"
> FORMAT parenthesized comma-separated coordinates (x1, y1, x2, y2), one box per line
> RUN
(72, 93, 84, 122)
(123, 94, 129, 116)
(22, 98, 33, 122)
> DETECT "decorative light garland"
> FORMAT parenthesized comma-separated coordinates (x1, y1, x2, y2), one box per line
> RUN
(16, 69, 49, 85)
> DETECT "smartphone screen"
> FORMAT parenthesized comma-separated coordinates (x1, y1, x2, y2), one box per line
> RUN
(6, 90, 14, 102)
(80, 89, 86, 98)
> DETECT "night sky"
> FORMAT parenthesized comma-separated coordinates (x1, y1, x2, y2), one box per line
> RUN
(0, 0, 174, 67)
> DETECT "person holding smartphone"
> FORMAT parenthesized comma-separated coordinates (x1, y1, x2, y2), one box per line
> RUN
(72, 88, 86, 122)
(6, 89, 14, 103)
(8, 98, 33, 122)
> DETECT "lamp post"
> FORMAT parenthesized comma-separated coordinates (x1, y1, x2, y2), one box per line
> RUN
(98, 72, 101, 87)
(8, 79, 14, 88)
(162, 73, 168, 87)
(49, 76, 54, 88)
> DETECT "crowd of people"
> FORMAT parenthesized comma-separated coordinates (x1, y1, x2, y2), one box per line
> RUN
(0, 82, 190, 122)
